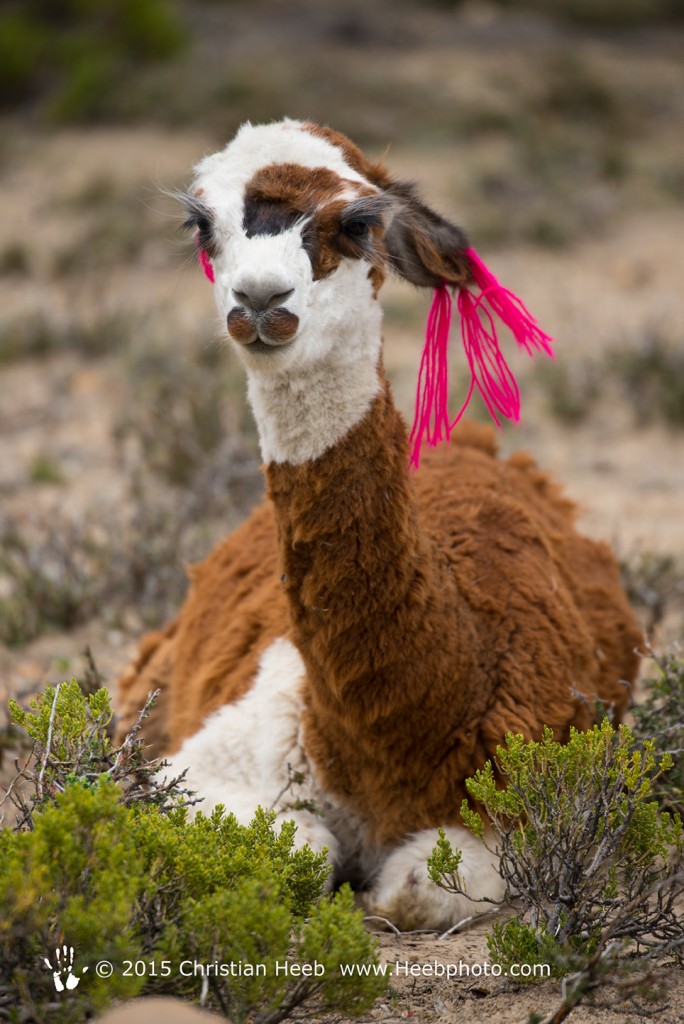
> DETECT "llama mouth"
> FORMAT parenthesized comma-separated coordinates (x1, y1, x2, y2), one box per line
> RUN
(245, 337, 294, 356)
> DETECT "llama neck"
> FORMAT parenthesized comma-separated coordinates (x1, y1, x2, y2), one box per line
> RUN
(265, 374, 472, 719)
(246, 296, 383, 466)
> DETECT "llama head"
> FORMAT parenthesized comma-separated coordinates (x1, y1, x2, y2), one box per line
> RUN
(183, 119, 471, 378)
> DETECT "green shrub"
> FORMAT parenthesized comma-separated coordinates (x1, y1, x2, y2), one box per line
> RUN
(6, 680, 192, 826)
(1, 682, 386, 1021)
(0, 514, 117, 646)
(429, 720, 683, 1012)
(632, 651, 684, 819)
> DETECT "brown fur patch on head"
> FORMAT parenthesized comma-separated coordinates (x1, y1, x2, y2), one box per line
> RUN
(244, 163, 387, 283)
(244, 163, 343, 231)
(302, 122, 471, 289)
(303, 122, 393, 190)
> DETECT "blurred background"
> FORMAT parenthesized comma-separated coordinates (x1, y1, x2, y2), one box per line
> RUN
(0, 0, 683, 718)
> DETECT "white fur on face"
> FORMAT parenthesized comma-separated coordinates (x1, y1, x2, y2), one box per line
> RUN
(211, 223, 312, 360)
(190, 119, 385, 465)
(246, 260, 383, 464)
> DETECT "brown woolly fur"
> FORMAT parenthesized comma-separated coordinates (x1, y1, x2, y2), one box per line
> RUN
(304, 123, 393, 190)
(118, 385, 641, 836)
(117, 618, 178, 755)
(267, 379, 639, 844)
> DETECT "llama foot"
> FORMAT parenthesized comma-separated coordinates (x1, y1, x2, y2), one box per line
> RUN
(364, 826, 504, 932)
(274, 808, 340, 864)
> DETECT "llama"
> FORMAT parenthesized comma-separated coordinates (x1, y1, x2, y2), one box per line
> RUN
(116, 119, 642, 931)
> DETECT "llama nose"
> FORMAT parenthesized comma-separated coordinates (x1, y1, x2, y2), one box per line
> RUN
(231, 279, 294, 313)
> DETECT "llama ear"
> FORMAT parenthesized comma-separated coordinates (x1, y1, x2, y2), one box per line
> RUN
(383, 181, 471, 288)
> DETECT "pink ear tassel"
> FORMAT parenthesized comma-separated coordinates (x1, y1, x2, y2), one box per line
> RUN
(408, 247, 554, 470)
(197, 243, 215, 284)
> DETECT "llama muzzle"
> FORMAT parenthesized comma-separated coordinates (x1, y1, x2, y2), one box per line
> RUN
(227, 305, 300, 348)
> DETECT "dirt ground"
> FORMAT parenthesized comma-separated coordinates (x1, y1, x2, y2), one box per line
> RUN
(368, 926, 684, 1024)
(1, 6, 683, 1022)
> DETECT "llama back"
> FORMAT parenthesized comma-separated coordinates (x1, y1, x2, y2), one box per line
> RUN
(282, 414, 642, 844)
(415, 421, 641, 733)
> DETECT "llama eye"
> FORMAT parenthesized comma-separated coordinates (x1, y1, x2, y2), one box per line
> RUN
(183, 209, 217, 259)
(342, 219, 371, 239)
(183, 213, 212, 237)
(182, 196, 216, 246)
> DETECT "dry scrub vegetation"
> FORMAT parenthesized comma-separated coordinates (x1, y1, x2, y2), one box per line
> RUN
(1, 2, 683, 1022)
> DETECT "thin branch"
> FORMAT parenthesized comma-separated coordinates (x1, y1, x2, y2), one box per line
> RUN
(362, 915, 402, 936)
(37, 682, 61, 800)
(109, 689, 160, 773)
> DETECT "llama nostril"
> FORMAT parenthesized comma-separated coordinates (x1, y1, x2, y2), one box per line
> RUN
(268, 288, 295, 309)
(232, 286, 294, 313)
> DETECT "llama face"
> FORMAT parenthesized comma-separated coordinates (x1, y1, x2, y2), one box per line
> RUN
(183, 119, 471, 463)
(185, 119, 392, 377)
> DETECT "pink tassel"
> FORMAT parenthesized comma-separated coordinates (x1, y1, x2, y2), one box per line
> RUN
(467, 248, 554, 360)
(409, 247, 554, 469)
(197, 243, 215, 284)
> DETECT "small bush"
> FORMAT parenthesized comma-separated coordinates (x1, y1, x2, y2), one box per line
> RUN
(429, 720, 683, 1014)
(632, 651, 684, 819)
(115, 337, 260, 497)
(116, 343, 234, 488)
(0, 310, 131, 363)
(614, 330, 684, 429)
(535, 358, 602, 424)
(0, 513, 115, 646)
(620, 552, 683, 637)
(1, 682, 386, 1022)
(0, 465, 256, 646)
(5, 680, 192, 827)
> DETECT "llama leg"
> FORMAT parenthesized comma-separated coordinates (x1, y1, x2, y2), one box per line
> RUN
(164, 637, 340, 866)
(364, 826, 504, 932)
